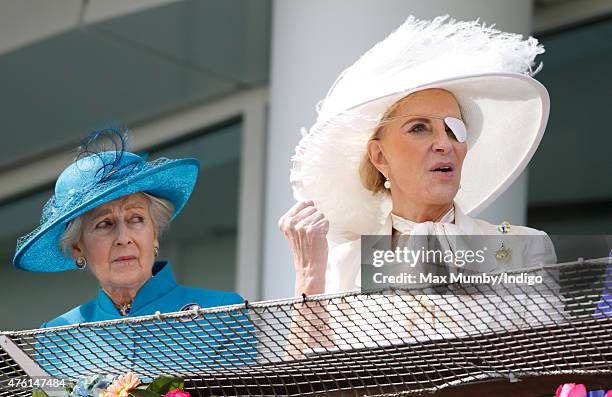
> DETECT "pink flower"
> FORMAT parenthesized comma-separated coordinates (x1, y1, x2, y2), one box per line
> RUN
(556, 383, 587, 397)
(104, 372, 141, 397)
(164, 390, 190, 397)
(605, 391, 612, 397)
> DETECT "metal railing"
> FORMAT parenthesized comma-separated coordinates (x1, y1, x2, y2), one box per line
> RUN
(1, 258, 610, 396)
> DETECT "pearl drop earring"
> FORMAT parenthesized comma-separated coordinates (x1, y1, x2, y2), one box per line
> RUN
(384, 177, 391, 189)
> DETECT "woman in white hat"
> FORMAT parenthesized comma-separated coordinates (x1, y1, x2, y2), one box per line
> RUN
(280, 16, 560, 351)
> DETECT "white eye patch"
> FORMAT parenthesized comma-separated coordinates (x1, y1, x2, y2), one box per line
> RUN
(444, 117, 467, 143)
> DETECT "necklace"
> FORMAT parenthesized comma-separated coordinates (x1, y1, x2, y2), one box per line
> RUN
(102, 287, 134, 316)
(117, 302, 132, 316)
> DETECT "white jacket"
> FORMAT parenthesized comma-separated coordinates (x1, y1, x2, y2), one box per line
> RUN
(323, 205, 562, 350)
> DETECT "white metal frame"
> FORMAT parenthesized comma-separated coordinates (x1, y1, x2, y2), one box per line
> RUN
(0, 86, 268, 301)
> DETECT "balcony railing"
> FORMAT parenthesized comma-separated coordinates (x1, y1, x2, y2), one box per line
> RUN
(1, 257, 610, 396)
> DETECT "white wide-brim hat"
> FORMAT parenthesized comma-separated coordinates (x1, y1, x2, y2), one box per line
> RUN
(290, 16, 550, 242)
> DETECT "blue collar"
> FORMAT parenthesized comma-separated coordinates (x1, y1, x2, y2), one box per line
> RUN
(97, 261, 177, 316)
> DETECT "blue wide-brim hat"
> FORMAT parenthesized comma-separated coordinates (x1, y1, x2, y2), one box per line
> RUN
(13, 151, 200, 272)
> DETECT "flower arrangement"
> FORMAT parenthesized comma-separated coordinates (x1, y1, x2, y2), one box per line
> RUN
(556, 383, 611, 397)
(32, 372, 197, 397)
(33, 378, 612, 396)
(103, 372, 141, 397)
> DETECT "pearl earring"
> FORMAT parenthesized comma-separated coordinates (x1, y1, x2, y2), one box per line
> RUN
(384, 177, 391, 189)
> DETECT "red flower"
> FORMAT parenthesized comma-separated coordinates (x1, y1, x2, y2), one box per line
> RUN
(164, 390, 190, 397)
(556, 384, 587, 397)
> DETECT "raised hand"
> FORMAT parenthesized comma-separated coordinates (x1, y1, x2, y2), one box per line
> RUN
(279, 201, 329, 295)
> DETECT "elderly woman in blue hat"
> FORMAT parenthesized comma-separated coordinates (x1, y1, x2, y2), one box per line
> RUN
(14, 133, 244, 326)
(13, 132, 256, 378)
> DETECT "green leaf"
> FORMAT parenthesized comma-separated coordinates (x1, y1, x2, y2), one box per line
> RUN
(31, 389, 49, 397)
(145, 375, 184, 394)
(168, 379, 184, 392)
(129, 390, 160, 397)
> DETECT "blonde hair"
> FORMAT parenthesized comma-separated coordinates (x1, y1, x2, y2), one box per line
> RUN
(59, 192, 174, 257)
(359, 98, 407, 194)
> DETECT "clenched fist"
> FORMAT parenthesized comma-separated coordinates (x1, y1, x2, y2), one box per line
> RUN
(279, 201, 329, 296)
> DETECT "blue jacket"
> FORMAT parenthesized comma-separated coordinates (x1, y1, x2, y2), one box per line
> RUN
(37, 262, 256, 378)
(42, 261, 243, 326)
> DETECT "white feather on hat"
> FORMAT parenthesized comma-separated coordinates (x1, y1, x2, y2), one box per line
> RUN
(291, 15, 549, 242)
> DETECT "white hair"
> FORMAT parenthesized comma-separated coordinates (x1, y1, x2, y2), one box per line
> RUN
(59, 192, 174, 257)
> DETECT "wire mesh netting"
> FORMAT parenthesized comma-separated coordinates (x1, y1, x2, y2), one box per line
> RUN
(1, 258, 610, 396)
